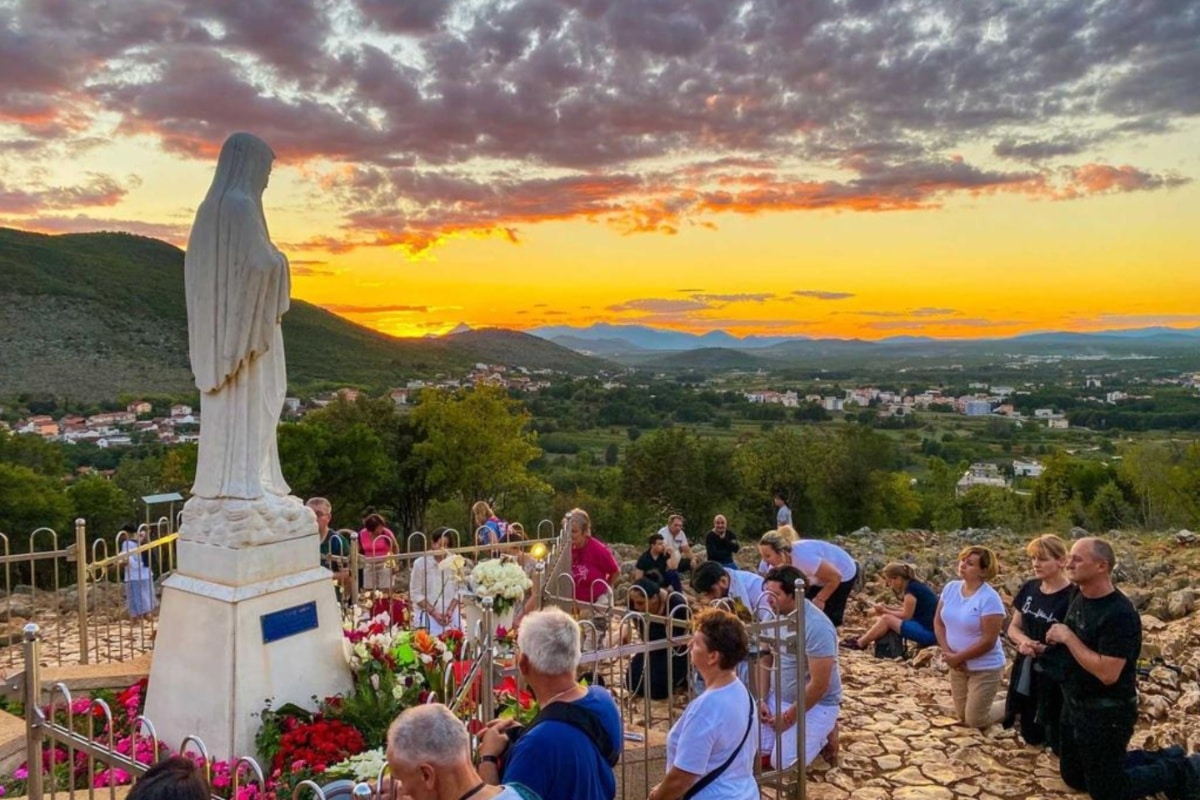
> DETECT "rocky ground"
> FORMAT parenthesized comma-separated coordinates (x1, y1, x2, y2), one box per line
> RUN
(609, 527, 1200, 799)
(3, 528, 1196, 800)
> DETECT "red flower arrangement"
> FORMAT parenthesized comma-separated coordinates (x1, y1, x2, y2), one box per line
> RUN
(271, 717, 365, 776)
(368, 595, 410, 627)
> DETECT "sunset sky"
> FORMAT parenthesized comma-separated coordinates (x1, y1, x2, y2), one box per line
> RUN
(3, 0, 1198, 340)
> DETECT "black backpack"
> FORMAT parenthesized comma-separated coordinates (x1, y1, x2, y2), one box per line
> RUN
(874, 630, 906, 659)
(517, 700, 620, 767)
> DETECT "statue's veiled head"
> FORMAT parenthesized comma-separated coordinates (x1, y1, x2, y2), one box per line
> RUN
(208, 132, 276, 199)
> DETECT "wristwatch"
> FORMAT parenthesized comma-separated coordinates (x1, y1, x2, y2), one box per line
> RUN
(479, 755, 500, 766)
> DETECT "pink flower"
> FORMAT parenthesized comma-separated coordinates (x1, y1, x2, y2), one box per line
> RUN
(13, 767, 28, 780)
(94, 768, 132, 787)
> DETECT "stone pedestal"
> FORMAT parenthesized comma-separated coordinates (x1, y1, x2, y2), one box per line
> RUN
(144, 495, 351, 760)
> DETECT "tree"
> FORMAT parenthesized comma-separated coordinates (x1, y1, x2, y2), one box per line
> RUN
(1088, 481, 1133, 530)
(69, 476, 136, 548)
(622, 428, 736, 538)
(0, 462, 73, 549)
(731, 427, 819, 533)
(0, 429, 67, 477)
(412, 387, 549, 527)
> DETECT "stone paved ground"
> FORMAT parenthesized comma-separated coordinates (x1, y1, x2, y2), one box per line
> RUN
(3, 531, 1198, 800)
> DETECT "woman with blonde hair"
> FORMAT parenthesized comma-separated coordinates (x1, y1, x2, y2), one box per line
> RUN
(472, 500, 508, 546)
(842, 562, 938, 651)
(758, 530, 859, 626)
(934, 546, 1006, 729)
(1003, 534, 1074, 753)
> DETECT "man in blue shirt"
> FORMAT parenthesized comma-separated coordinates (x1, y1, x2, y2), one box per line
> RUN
(478, 607, 623, 800)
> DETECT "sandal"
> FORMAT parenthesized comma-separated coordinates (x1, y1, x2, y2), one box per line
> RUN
(840, 637, 864, 650)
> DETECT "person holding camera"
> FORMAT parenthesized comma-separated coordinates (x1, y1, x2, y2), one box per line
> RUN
(477, 607, 623, 800)
(385, 704, 537, 800)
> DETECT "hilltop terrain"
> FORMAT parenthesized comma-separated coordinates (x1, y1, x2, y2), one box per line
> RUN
(605, 527, 1200, 799)
(0, 228, 602, 401)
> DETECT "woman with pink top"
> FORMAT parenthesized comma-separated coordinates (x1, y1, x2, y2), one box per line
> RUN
(358, 512, 396, 591)
(567, 508, 619, 645)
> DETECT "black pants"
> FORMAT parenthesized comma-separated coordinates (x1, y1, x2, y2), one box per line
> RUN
(804, 568, 856, 627)
(626, 649, 688, 699)
(1059, 697, 1190, 800)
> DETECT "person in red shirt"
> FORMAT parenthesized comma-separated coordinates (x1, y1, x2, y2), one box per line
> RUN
(566, 508, 619, 648)
(359, 512, 396, 591)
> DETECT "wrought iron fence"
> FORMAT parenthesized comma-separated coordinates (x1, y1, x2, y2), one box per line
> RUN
(0, 519, 177, 674)
(14, 516, 813, 799)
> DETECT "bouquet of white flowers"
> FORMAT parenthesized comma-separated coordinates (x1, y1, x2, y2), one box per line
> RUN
(470, 557, 532, 614)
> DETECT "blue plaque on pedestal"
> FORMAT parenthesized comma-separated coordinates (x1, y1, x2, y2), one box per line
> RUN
(261, 601, 319, 644)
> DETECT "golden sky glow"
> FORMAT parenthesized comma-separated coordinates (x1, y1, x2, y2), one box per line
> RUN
(3, 1, 1198, 341)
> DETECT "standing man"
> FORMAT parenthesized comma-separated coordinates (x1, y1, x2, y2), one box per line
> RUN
(759, 565, 842, 769)
(705, 514, 740, 568)
(657, 514, 693, 575)
(307, 497, 348, 591)
(478, 607, 623, 800)
(1045, 538, 1199, 800)
(774, 492, 792, 529)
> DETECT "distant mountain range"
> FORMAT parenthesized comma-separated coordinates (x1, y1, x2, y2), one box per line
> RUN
(530, 323, 1200, 355)
(0, 228, 603, 401)
(530, 323, 808, 352)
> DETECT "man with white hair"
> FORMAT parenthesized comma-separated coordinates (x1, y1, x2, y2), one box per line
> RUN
(478, 607, 623, 800)
(385, 704, 536, 800)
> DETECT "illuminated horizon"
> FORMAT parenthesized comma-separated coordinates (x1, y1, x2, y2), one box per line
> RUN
(3, 1, 1197, 342)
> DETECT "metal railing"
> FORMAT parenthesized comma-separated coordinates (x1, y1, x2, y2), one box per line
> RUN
(19, 623, 371, 800)
(14, 516, 814, 799)
(0, 519, 177, 673)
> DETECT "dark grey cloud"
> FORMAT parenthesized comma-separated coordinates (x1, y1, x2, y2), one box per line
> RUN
(0, 174, 134, 214)
(793, 290, 855, 301)
(607, 298, 713, 314)
(3, 0, 1198, 249)
(691, 292, 776, 304)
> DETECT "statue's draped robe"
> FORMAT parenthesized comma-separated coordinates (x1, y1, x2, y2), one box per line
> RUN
(185, 133, 291, 499)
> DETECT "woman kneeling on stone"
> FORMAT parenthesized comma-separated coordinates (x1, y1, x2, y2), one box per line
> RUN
(842, 562, 938, 651)
(934, 546, 1006, 729)
(1003, 534, 1074, 753)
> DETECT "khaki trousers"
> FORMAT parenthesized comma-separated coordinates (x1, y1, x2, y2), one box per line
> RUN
(949, 666, 1004, 728)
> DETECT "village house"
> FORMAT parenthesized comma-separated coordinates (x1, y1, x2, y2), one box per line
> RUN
(956, 462, 1009, 495)
(1013, 458, 1044, 478)
(87, 411, 136, 428)
(170, 404, 193, 418)
(127, 400, 153, 415)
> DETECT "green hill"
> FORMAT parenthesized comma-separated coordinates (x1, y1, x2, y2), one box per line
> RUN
(0, 227, 602, 400)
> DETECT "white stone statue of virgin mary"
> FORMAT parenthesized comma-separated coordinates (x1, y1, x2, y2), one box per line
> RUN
(185, 132, 291, 500)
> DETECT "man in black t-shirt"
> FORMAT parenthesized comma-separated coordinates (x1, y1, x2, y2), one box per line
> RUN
(1046, 537, 1199, 800)
(634, 533, 682, 594)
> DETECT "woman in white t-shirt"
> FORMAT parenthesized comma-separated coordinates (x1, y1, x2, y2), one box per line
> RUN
(409, 527, 462, 635)
(934, 545, 1006, 729)
(652, 608, 758, 800)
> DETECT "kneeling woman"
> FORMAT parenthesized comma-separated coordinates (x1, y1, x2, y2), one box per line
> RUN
(934, 546, 1006, 729)
(842, 563, 938, 651)
(651, 609, 758, 800)
(623, 577, 690, 700)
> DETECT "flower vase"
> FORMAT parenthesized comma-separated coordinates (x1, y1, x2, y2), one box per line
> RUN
(462, 595, 515, 641)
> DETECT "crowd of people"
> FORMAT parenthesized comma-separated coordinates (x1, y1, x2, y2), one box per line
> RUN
(292, 496, 1200, 800)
